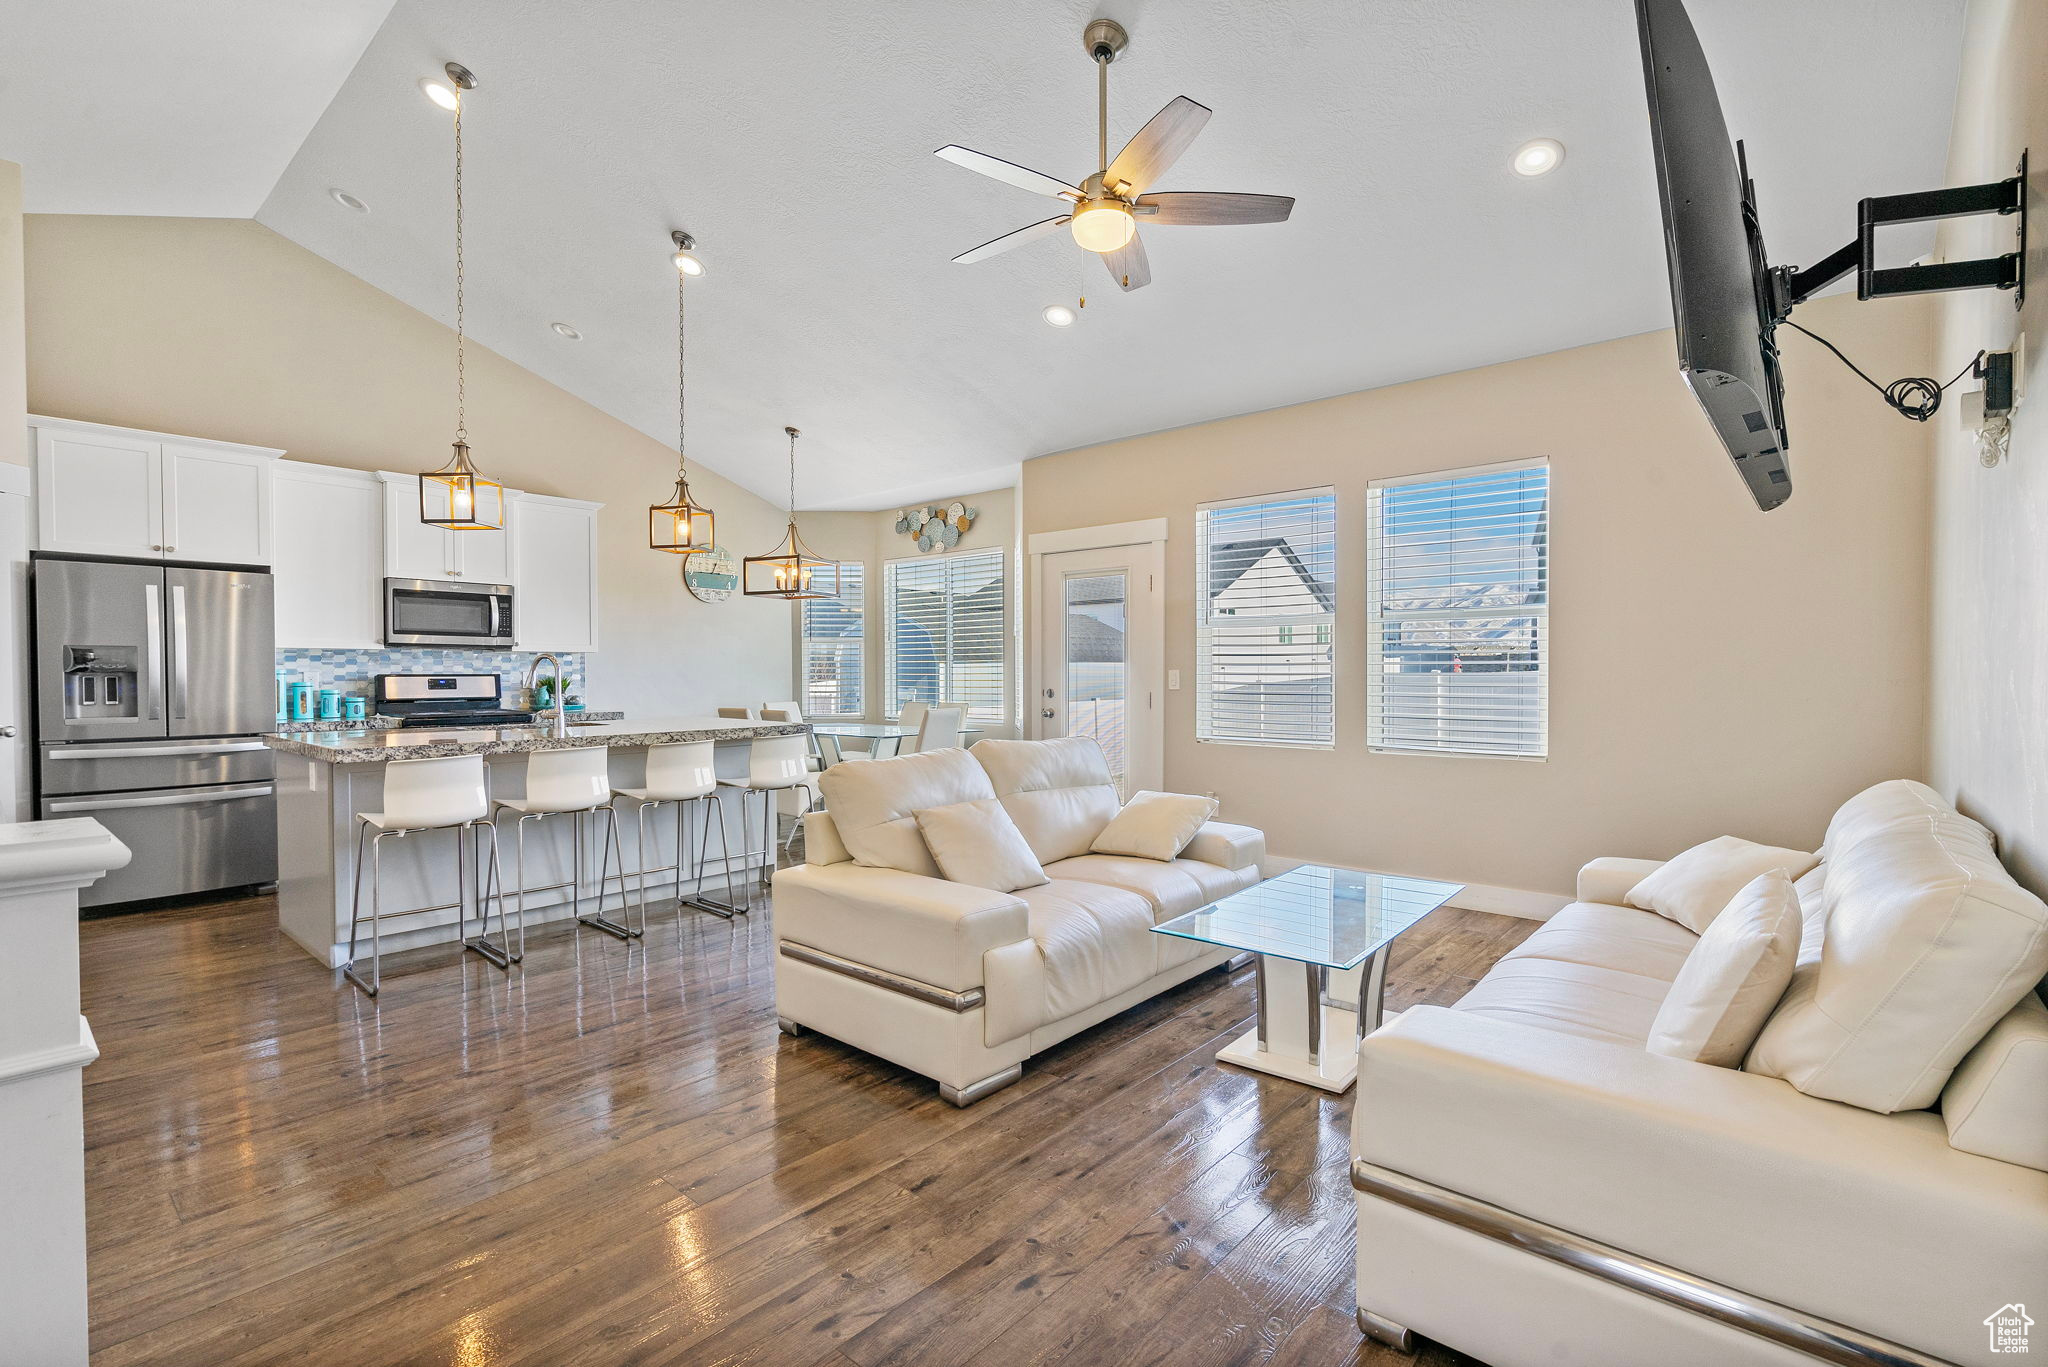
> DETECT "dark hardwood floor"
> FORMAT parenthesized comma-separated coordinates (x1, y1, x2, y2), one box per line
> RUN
(78, 867, 1534, 1367)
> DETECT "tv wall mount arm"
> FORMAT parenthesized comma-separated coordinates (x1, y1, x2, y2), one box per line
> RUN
(1771, 151, 2027, 322)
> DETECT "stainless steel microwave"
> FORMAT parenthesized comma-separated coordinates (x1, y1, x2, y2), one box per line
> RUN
(384, 578, 515, 647)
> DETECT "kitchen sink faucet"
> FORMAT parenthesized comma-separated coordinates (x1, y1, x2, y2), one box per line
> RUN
(524, 654, 567, 738)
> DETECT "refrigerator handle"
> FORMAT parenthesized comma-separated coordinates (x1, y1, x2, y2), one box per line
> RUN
(46, 784, 274, 813)
(143, 582, 164, 721)
(169, 583, 190, 721)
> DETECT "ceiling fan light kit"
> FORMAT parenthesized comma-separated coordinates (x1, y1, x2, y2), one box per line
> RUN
(935, 17, 1294, 291)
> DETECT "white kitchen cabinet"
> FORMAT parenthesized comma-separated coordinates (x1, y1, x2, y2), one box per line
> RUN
(30, 417, 280, 564)
(512, 492, 601, 652)
(273, 462, 384, 647)
(378, 472, 516, 585)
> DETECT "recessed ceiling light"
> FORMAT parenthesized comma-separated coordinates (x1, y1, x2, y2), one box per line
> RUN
(1042, 304, 1076, 328)
(419, 77, 460, 111)
(328, 188, 369, 213)
(550, 322, 583, 340)
(1512, 138, 1566, 177)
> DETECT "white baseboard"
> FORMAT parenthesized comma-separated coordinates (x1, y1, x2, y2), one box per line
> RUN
(1263, 854, 1569, 922)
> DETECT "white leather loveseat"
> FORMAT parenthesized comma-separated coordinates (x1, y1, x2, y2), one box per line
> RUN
(1350, 780, 2048, 1367)
(772, 737, 1264, 1104)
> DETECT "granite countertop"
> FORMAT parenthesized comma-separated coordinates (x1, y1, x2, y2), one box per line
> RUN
(260, 716, 805, 764)
(271, 710, 625, 735)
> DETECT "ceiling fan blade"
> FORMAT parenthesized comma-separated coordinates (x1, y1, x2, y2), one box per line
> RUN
(1134, 191, 1295, 226)
(934, 145, 1080, 200)
(952, 215, 1071, 264)
(1104, 97, 1212, 196)
(1102, 232, 1151, 292)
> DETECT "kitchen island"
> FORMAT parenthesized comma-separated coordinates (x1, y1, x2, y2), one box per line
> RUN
(261, 717, 806, 968)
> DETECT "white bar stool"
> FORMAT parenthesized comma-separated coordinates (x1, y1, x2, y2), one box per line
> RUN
(495, 747, 637, 945)
(705, 733, 821, 914)
(342, 753, 514, 997)
(610, 740, 733, 921)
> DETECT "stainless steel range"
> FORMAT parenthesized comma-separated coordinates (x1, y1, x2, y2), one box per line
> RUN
(373, 673, 535, 728)
(32, 555, 278, 908)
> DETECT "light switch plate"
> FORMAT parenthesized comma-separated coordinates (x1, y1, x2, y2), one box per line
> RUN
(1167, 669, 1181, 690)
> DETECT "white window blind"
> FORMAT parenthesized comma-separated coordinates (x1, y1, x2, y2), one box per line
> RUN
(1366, 460, 1548, 757)
(799, 562, 864, 718)
(1196, 488, 1337, 747)
(885, 548, 1008, 721)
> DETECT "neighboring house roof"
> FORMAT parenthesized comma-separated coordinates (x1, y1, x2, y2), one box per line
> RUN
(1062, 613, 1125, 663)
(1209, 538, 1335, 614)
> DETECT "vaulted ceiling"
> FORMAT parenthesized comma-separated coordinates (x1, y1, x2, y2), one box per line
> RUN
(3, 1, 1966, 508)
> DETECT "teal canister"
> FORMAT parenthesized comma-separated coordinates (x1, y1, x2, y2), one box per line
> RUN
(343, 695, 367, 722)
(276, 670, 290, 723)
(317, 688, 341, 720)
(288, 681, 315, 721)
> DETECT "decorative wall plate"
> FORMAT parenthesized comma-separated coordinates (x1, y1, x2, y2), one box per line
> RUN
(896, 502, 978, 552)
(683, 544, 739, 602)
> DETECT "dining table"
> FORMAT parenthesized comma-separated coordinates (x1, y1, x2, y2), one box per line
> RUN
(808, 721, 984, 765)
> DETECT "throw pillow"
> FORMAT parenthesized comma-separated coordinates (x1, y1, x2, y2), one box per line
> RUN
(914, 798, 1049, 893)
(1646, 871, 1801, 1067)
(1625, 835, 1820, 934)
(1090, 791, 1219, 862)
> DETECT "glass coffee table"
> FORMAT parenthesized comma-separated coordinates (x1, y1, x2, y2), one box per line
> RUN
(1153, 863, 1465, 1092)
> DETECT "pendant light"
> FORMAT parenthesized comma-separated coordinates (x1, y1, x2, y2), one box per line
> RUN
(417, 62, 505, 531)
(743, 427, 840, 599)
(649, 232, 716, 553)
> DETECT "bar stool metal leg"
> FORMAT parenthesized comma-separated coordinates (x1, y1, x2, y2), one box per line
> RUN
(689, 790, 743, 918)
(579, 803, 643, 941)
(341, 818, 378, 996)
(463, 818, 516, 969)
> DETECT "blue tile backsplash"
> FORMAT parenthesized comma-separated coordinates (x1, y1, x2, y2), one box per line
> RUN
(274, 648, 587, 709)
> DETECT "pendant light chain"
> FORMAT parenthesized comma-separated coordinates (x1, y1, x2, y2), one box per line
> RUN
(787, 427, 798, 517)
(688, 266, 696, 475)
(676, 267, 687, 475)
(453, 87, 467, 444)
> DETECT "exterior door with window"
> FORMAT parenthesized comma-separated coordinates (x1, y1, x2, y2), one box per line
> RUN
(1036, 543, 1163, 796)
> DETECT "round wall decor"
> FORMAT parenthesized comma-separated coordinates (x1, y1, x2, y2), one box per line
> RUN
(895, 502, 979, 552)
(683, 544, 739, 602)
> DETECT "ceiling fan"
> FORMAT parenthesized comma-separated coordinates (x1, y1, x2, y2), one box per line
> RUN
(934, 18, 1295, 292)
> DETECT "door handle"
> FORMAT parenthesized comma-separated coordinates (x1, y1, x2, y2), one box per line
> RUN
(0, 725, 16, 739)
(169, 583, 189, 721)
(143, 583, 164, 721)
(47, 783, 274, 813)
(47, 741, 267, 760)
(1041, 708, 1055, 719)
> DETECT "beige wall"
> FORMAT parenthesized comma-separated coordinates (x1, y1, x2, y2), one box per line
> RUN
(0, 163, 24, 468)
(801, 487, 1020, 738)
(1928, 0, 2048, 895)
(22, 214, 793, 717)
(1023, 290, 1937, 899)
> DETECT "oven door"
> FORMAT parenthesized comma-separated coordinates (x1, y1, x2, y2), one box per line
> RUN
(384, 579, 514, 647)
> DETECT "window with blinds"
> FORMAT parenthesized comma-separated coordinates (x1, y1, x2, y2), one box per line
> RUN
(884, 548, 1008, 721)
(799, 562, 864, 718)
(1366, 460, 1548, 757)
(1195, 488, 1337, 747)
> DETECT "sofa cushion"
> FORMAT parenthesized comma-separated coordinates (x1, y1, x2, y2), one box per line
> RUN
(817, 747, 994, 878)
(1939, 989, 2048, 1171)
(1623, 835, 1819, 933)
(1646, 871, 1801, 1068)
(1090, 790, 1219, 862)
(1042, 853, 1255, 923)
(971, 737, 1122, 865)
(1747, 780, 2048, 1112)
(1017, 879, 1159, 1020)
(914, 798, 1048, 894)
(1452, 959, 1671, 1047)
(1500, 902, 1698, 983)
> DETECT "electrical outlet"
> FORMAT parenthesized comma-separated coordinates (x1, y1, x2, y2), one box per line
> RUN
(1167, 669, 1181, 690)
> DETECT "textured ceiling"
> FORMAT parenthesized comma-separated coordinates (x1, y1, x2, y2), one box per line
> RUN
(0, 0, 394, 216)
(11, 1, 1965, 509)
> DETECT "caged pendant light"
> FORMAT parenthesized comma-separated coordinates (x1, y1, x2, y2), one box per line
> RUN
(743, 427, 840, 599)
(648, 231, 716, 553)
(418, 62, 505, 531)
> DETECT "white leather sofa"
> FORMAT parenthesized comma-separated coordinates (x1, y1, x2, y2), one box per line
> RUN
(772, 737, 1264, 1104)
(1351, 780, 2048, 1367)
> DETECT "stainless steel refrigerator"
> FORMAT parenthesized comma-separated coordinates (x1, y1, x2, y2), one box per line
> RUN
(33, 556, 278, 907)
